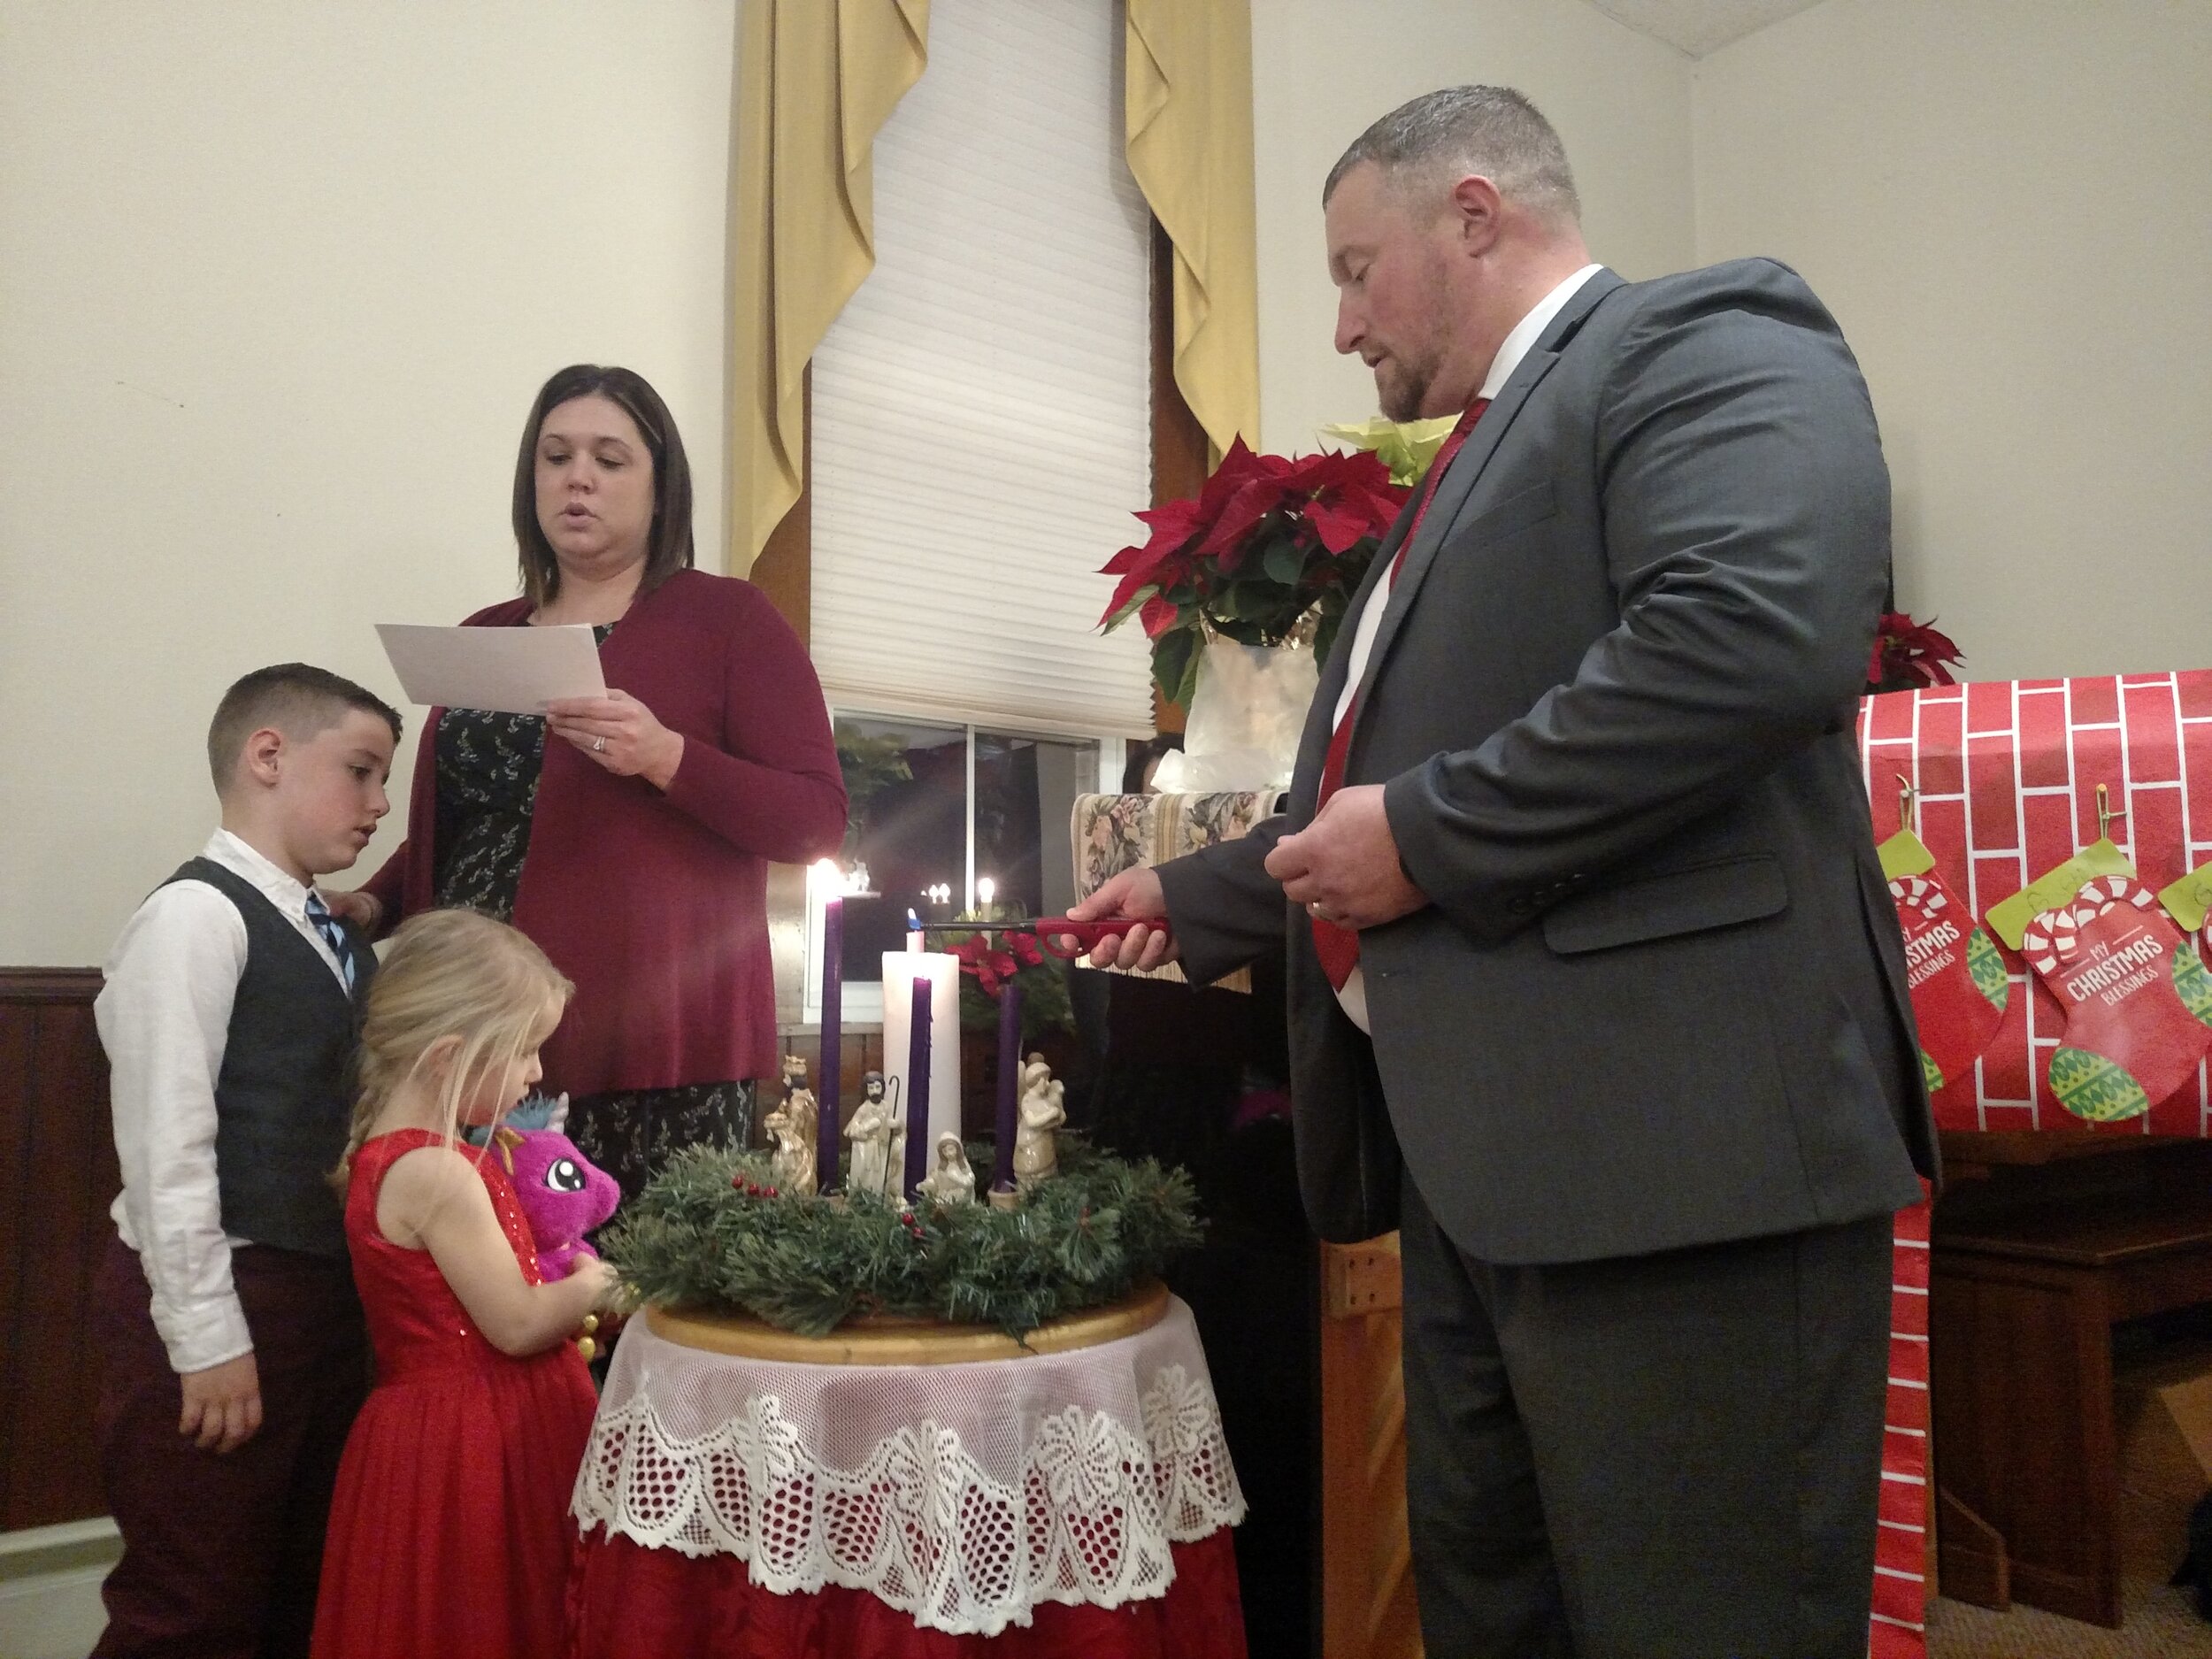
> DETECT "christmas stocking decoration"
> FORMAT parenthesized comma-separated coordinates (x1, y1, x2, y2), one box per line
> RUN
(1889, 872, 2008, 1093)
(2021, 877, 2212, 1122)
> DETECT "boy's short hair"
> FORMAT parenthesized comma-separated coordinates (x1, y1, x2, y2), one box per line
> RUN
(207, 664, 403, 795)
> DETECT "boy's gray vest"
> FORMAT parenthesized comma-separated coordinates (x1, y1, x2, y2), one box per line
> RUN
(164, 858, 374, 1259)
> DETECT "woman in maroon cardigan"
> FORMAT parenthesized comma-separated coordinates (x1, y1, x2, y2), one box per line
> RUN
(335, 365, 846, 1202)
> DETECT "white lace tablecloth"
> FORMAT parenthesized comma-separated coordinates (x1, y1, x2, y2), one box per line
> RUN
(571, 1294, 1246, 1638)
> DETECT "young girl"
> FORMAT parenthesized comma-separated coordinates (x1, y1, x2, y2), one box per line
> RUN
(311, 910, 612, 1659)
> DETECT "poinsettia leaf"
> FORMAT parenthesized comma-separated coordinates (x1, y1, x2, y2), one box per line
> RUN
(1133, 498, 1201, 541)
(1916, 625, 1962, 662)
(1139, 593, 1182, 639)
(1220, 579, 1282, 621)
(1191, 436, 1264, 520)
(1172, 634, 1202, 707)
(1312, 603, 1345, 669)
(1151, 627, 1197, 706)
(1306, 495, 1378, 555)
(1196, 477, 1296, 562)
(1100, 580, 1156, 631)
(1261, 537, 1308, 587)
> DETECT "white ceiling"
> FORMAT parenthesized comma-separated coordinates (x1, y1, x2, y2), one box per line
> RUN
(1585, 0, 1827, 58)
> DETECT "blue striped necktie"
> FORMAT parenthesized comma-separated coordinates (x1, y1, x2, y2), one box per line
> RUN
(303, 891, 357, 990)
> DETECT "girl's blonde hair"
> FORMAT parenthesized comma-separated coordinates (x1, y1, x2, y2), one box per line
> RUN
(333, 909, 572, 1189)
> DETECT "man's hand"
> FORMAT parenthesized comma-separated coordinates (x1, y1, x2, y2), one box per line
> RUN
(180, 1352, 263, 1454)
(1061, 867, 1178, 971)
(1264, 784, 1428, 930)
(319, 888, 381, 933)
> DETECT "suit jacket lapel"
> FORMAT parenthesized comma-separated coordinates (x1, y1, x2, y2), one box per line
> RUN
(1345, 270, 1624, 751)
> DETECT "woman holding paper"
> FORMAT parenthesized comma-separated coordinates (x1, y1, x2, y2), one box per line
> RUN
(337, 365, 846, 1203)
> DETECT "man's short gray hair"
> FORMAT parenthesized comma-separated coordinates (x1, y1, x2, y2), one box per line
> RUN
(1324, 86, 1580, 226)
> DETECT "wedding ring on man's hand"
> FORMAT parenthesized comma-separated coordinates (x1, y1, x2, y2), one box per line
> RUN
(593, 736, 607, 753)
(1307, 900, 1333, 921)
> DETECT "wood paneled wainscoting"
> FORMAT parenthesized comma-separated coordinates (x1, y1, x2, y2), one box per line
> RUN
(1320, 1234, 1423, 1659)
(0, 969, 114, 1531)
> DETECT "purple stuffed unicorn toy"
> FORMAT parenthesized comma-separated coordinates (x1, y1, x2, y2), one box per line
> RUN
(467, 1092, 621, 1279)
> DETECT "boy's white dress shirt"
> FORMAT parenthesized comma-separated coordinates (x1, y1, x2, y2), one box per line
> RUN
(96, 829, 350, 1374)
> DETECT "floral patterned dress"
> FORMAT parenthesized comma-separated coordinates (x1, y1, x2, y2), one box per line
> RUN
(431, 623, 754, 1208)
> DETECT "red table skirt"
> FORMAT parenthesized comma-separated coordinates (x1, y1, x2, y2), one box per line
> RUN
(568, 1525, 1248, 1659)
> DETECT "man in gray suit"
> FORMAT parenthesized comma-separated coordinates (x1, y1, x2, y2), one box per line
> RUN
(1068, 87, 1937, 1656)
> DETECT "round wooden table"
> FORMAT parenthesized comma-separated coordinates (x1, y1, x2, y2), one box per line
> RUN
(569, 1284, 1248, 1657)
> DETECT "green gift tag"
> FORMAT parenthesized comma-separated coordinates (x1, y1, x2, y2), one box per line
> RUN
(1877, 827, 1937, 881)
(2160, 860, 2212, 933)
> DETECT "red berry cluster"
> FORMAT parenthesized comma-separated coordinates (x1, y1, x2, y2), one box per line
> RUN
(901, 1210, 928, 1242)
(730, 1175, 781, 1199)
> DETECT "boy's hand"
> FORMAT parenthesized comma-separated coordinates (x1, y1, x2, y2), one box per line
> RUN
(180, 1352, 263, 1453)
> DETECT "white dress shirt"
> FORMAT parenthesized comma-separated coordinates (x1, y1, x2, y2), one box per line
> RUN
(96, 828, 350, 1373)
(1329, 264, 1605, 1033)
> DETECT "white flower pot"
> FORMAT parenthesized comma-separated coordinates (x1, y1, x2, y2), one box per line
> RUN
(1151, 635, 1317, 794)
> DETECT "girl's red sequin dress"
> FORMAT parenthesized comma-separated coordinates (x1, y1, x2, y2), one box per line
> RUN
(312, 1127, 597, 1659)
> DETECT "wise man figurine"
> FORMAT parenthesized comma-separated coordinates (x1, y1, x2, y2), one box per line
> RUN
(780, 1053, 818, 1164)
(1014, 1052, 1064, 1191)
(918, 1132, 977, 1207)
(844, 1071, 895, 1200)
(763, 1106, 817, 1196)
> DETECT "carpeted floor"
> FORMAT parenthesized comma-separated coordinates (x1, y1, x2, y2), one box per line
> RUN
(1927, 1481, 2212, 1657)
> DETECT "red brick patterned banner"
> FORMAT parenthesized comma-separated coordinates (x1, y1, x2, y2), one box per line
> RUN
(1861, 671, 2212, 1135)
(1855, 671, 2212, 1655)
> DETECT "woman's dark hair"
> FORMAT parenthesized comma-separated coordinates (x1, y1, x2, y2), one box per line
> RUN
(511, 364, 695, 608)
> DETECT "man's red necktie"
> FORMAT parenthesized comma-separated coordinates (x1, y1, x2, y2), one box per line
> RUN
(1310, 396, 1490, 991)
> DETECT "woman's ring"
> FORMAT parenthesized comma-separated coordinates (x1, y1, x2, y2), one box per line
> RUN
(593, 736, 607, 754)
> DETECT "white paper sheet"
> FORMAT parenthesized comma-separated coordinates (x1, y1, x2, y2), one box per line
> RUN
(374, 623, 606, 714)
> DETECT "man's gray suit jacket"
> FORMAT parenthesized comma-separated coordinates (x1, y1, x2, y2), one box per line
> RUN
(1157, 258, 1939, 1260)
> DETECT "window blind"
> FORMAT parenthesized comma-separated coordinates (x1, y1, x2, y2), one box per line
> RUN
(807, 0, 1155, 738)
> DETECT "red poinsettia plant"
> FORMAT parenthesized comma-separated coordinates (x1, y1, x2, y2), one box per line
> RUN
(945, 922, 1074, 1042)
(949, 928, 1046, 997)
(1868, 612, 1965, 693)
(1097, 438, 1409, 706)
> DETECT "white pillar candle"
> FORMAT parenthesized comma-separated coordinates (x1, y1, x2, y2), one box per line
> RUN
(880, 950, 963, 1166)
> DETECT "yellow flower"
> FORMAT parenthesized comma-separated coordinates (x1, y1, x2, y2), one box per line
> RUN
(1316, 414, 1461, 487)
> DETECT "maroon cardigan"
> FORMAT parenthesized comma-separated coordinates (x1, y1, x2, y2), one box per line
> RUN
(363, 569, 847, 1096)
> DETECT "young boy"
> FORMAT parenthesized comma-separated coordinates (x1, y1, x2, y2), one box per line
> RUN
(91, 664, 400, 1659)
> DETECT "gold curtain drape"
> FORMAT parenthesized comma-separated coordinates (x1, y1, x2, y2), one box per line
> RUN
(1124, 0, 1261, 463)
(729, 0, 930, 576)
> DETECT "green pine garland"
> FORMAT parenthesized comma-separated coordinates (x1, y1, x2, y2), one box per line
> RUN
(601, 1135, 1202, 1340)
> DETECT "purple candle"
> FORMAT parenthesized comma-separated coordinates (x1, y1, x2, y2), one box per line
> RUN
(903, 974, 931, 1198)
(817, 887, 841, 1191)
(991, 979, 1022, 1193)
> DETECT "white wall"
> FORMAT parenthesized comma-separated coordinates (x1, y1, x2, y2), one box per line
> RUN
(1250, 0, 1696, 453)
(1694, 0, 2212, 682)
(0, 2, 735, 964)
